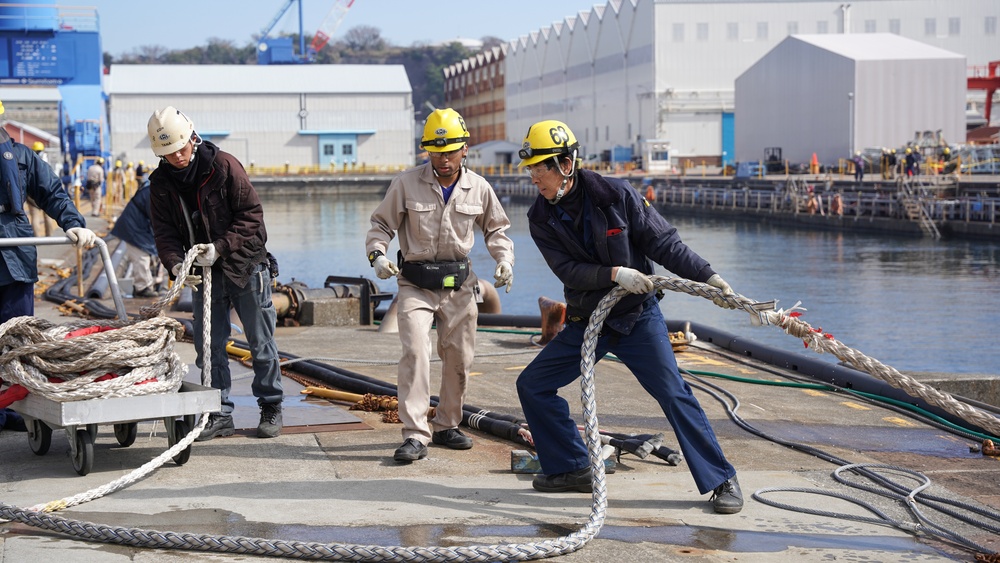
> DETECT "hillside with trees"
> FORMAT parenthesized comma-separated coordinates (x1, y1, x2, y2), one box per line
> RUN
(105, 26, 500, 122)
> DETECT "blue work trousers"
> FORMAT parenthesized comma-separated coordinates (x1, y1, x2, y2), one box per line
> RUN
(516, 301, 735, 494)
(191, 262, 282, 415)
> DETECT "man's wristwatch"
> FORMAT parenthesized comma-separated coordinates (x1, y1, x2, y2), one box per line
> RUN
(368, 250, 384, 267)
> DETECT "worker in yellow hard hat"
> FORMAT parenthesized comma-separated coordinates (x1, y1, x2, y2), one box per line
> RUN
(365, 108, 514, 463)
(514, 118, 744, 513)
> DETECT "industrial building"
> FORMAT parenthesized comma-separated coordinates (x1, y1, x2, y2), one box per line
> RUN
(106, 64, 414, 170)
(445, 0, 997, 170)
(736, 34, 966, 166)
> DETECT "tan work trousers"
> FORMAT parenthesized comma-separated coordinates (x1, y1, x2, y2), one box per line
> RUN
(395, 275, 478, 445)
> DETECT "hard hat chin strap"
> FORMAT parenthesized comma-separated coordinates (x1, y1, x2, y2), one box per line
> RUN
(546, 150, 578, 205)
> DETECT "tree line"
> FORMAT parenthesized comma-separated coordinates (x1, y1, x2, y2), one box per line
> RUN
(105, 26, 502, 121)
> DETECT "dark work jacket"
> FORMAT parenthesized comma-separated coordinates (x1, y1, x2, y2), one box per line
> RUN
(527, 168, 716, 335)
(110, 181, 157, 256)
(0, 131, 86, 285)
(148, 143, 267, 288)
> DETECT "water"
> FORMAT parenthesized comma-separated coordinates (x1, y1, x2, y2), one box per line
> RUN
(262, 192, 1000, 376)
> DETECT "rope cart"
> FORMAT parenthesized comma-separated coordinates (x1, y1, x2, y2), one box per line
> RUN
(0, 236, 219, 476)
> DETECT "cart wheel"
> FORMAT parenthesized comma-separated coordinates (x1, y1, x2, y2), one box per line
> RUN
(169, 418, 192, 465)
(27, 419, 52, 456)
(72, 428, 95, 476)
(114, 422, 138, 447)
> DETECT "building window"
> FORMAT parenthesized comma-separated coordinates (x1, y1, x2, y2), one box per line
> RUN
(889, 18, 901, 34)
(697, 22, 708, 41)
(987, 16, 998, 36)
(727, 22, 738, 41)
(673, 22, 684, 42)
(925, 18, 936, 36)
(787, 21, 798, 35)
(817, 21, 828, 34)
(864, 19, 876, 33)
(323, 145, 334, 156)
(342, 144, 353, 156)
(756, 22, 768, 40)
(948, 17, 960, 36)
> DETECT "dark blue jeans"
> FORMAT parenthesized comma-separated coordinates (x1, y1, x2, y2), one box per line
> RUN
(516, 300, 735, 494)
(0, 281, 34, 322)
(192, 263, 282, 415)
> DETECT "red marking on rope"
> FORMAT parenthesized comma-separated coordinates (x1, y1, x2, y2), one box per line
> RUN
(789, 312, 802, 318)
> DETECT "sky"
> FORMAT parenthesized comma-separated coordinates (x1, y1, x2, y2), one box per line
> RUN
(89, 1, 603, 56)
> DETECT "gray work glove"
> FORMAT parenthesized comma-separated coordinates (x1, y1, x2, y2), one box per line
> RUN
(494, 260, 513, 293)
(706, 274, 737, 309)
(171, 263, 202, 287)
(614, 267, 654, 294)
(66, 227, 98, 249)
(373, 255, 399, 279)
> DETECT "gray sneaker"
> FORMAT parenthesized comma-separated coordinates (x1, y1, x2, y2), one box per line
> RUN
(257, 402, 283, 438)
(196, 414, 235, 442)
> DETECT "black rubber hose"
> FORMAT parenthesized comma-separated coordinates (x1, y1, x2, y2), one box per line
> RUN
(229, 342, 532, 446)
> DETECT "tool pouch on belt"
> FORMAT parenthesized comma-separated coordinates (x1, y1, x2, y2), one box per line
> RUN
(400, 256, 470, 291)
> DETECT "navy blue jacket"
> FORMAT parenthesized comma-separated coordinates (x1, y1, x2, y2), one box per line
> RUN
(1, 132, 86, 285)
(527, 169, 716, 334)
(110, 181, 157, 256)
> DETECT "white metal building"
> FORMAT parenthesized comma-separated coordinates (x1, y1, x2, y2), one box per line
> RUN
(106, 65, 413, 169)
(503, 0, 998, 166)
(736, 34, 965, 165)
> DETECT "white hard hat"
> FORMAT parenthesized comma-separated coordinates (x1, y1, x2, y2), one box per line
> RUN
(147, 106, 195, 157)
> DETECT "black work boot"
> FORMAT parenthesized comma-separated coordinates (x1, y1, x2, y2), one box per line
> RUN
(431, 428, 473, 450)
(393, 438, 428, 463)
(196, 413, 235, 442)
(711, 476, 744, 514)
(532, 467, 593, 493)
(257, 402, 283, 438)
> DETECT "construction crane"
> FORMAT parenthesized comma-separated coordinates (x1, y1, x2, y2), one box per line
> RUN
(257, 0, 356, 65)
(310, 0, 355, 53)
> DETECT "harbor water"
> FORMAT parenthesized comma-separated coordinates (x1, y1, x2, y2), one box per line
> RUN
(262, 192, 999, 377)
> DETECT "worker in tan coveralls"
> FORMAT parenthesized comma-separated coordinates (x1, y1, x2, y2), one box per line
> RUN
(365, 108, 514, 463)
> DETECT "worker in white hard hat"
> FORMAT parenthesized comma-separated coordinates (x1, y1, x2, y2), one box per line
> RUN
(146, 106, 283, 441)
(365, 108, 515, 463)
(0, 99, 97, 432)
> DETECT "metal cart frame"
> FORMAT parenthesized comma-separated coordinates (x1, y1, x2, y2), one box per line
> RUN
(2, 236, 219, 475)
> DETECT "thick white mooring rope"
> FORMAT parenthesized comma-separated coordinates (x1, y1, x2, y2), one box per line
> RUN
(3, 271, 998, 561)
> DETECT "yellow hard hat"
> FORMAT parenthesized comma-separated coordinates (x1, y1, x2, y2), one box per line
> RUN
(0, 99, 4, 115)
(127, 161, 133, 167)
(905, 148, 911, 154)
(115, 159, 122, 168)
(420, 108, 469, 153)
(518, 120, 579, 167)
(139, 160, 144, 165)
(98, 157, 104, 164)
(32, 141, 44, 152)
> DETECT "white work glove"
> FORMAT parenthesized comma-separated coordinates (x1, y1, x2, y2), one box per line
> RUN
(706, 274, 737, 309)
(171, 263, 202, 286)
(66, 227, 97, 249)
(373, 255, 399, 279)
(193, 243, 219, 266)
(614, 267, 654, 294)
(494, 261, 513, 293)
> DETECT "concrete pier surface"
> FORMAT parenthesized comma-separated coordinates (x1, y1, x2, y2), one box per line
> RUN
(2, 234, 999, 562)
